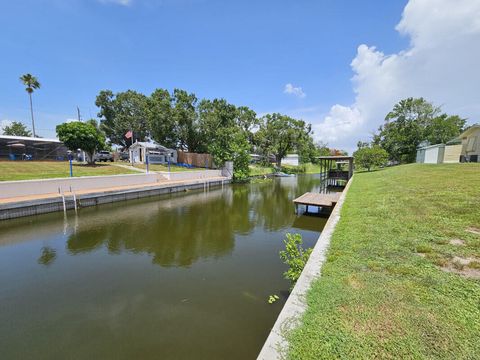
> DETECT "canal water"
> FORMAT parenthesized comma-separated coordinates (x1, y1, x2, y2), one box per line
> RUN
(0, 175, 326, 359)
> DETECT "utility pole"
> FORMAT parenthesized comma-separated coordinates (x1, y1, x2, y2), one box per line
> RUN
(77, 106, 82, 121)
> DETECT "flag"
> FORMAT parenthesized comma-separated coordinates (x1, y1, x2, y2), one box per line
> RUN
(125, 130, 132, 139)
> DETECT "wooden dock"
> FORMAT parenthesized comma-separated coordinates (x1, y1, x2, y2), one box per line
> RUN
(293, 192, 341, 213)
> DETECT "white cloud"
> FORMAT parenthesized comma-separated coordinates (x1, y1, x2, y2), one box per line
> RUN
(284, 83, 306, 98)
(312, 0, 480, 152)
(98, 0, 132, 6)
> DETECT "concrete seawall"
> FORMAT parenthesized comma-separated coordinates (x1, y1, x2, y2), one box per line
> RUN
(0, 170, 224, 200)
(257, 178, 353, 359)
(0, 177, 230, 220)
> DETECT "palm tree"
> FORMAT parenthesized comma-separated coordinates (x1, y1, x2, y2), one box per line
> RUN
(20, 73, 41, 137)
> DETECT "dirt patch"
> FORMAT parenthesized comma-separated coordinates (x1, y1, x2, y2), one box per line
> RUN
(440, 256, 480, 279)
(416, 253, 426, 258)
(449, 238, 465, 246)
(466, 227, 480, 235)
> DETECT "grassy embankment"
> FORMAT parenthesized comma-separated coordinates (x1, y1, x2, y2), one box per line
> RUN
(287, 163, 480, 359)
(0, 161, 136, 181)
(249, 163, 322, 176)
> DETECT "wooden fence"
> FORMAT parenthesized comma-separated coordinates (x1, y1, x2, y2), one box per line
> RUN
(177, 151, 216, 168)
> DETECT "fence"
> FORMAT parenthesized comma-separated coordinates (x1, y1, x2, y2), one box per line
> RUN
(177, 151, 215, 168)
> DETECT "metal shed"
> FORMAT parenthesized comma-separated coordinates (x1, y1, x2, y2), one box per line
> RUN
(416, 144, 445, 164)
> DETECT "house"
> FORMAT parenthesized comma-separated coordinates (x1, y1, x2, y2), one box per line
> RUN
(416, 143, 445, 164)
(129, 141, 177, 164)
(0, 135, 68, 161)
(282, 154, 299, 166)
(458, 124, 480, 162)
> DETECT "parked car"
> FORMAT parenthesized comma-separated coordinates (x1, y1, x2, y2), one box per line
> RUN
(119, 151, 130, 161)
(94, 151, 114, 162)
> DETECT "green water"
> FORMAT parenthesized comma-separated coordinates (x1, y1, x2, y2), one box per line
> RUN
(0, 175, 326, 359)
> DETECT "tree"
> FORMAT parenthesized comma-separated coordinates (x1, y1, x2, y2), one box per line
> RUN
(56, 121, 106, 164)
(353, 145, 389, 171)
(95, 90, 149, 147)
(2, 121, 32, 137)
(373, 97, 465, 163)
(147, 89, 177, 148)
(172, 89, 203, 152)
(198, 98, 250, 180)
(256, 113, 312, 167)
(19, 73, 40, 137)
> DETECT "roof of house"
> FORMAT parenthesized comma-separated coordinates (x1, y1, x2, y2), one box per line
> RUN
(417, 143, 445, 150)
(0, 135, 61, 143)
(129, 141, 174, 151)
(458, 124, 480, 138)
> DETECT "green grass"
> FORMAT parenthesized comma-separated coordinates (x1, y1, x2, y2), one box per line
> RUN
(281, 163, 322, 174)
(0, 161, 136, 181)
(287, 163, 480, 359)
(249, 164, 275, 176)
(133, 163, 199, 172)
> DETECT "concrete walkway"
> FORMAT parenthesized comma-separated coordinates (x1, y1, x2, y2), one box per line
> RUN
(111, 163, 146, 173)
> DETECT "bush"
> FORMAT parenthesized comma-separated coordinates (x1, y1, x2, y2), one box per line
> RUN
(279, 233, 313, 289)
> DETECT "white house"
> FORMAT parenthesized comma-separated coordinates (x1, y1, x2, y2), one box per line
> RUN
(282, 154, 299, 166)
(129, 142, 177, 164)
(458, 124, 480, 162)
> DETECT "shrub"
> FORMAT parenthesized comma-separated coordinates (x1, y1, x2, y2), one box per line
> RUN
(279, 233, 313, 289)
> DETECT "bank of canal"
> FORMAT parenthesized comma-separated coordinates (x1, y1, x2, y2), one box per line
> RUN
(0, 174, 325, 359)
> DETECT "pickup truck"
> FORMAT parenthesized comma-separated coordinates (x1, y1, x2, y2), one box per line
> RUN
(94, 151, 114, 162)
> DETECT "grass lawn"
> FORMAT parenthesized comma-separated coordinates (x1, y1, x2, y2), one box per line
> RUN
(132, 163, 199, 172)
(282, 163, 322, 174)
(0, 161, 136, 181)
(287, 163, 480, 359)
(249, 165, 275, 176)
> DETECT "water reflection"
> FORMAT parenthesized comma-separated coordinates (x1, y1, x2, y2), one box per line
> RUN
(37, 246, 56, 266)
(0, 174, 325, 360)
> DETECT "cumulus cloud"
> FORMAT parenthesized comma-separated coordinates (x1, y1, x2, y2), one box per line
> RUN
(313, 0, 480, 152)
(284, 83, 306, 98)
(98, 0, 132, 6)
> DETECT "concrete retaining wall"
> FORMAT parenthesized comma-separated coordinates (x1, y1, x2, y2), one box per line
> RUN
(158, 169, 223, 181)
(0, 178, 230, 220)
(257, 178, 353, 359)
(0, 173, 164, 199)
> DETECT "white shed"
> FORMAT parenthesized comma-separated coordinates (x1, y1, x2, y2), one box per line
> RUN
(416, 144, 445, 164)
(282, 154, 299, 166)
(129, 142, 177, 164)
(458, 125, 480, 162)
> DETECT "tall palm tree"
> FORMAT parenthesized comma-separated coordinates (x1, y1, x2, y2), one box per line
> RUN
(20, 73, 41, 137)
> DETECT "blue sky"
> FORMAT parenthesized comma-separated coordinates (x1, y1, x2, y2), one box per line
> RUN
(2, 0, 479, 151)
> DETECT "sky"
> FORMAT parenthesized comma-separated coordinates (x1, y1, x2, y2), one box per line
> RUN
(0, 0, 479, 152)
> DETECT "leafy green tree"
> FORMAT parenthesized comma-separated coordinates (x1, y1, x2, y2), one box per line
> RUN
(2, 121, 32, 137)
(353, 145, 389, 171)
(256, 113, 312, 167)
(198, 99, 250, 180)
(95, 90, 149, 147)
(172, 89, 203, 152)
(56, 121, 106, 164)
(424, 114, 466, 145)
(373, 97, 465, 163)
(147, 89, 177, 148)
(19, 73, 40, 137)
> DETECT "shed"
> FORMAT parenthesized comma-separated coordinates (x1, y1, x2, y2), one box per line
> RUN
(416, 144, 445, 164)
(282, 154, 299, 166)
(129, 141, 177, 164)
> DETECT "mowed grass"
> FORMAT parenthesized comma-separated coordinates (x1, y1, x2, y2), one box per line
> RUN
(249, 165, 275, 176)
(0, 161, 136, 181)
(287, 163, 480, 359)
